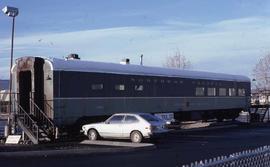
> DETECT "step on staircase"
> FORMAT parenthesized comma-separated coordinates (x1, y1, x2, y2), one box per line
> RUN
(15, 97, 57, 144)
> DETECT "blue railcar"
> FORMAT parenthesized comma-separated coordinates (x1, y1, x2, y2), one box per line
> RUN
(12, 56, 250, 128)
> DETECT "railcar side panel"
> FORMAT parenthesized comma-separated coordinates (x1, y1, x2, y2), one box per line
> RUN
(53, 97, 247, 125)
(52, 70, 250, 126)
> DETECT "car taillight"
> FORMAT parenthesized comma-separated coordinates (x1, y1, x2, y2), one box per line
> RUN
(145, 125, 157, 131)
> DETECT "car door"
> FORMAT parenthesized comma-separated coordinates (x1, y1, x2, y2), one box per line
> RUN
(122, 115, 140, 138)
(99, 115, 124, 138)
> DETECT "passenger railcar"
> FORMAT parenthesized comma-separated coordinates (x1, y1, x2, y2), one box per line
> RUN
(12, 56, 250, 128)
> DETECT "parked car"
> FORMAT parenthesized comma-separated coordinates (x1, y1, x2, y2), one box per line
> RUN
(81, 113, 168, 143)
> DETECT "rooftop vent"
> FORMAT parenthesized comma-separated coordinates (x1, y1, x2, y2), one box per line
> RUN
(66, 54, 80, 60)
(120, 58, 130, 65)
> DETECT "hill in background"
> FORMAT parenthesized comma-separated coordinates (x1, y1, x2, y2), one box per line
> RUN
(0, 80, 9, 90)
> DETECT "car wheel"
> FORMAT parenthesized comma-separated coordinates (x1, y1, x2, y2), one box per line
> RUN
(88, 129, 98, 141)
(130, 131, 143, 143)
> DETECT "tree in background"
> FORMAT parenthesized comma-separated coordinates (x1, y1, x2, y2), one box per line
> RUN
(253, 54, 270, 91)
(164, 50, 191, 69)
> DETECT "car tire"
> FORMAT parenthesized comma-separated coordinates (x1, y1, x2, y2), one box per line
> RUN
(88, 129, 99, 141)
(130, 131, 143, 143)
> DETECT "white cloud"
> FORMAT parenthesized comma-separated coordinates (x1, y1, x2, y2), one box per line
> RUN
(1, 16, 270, 78)
(163, 20, 203, 29)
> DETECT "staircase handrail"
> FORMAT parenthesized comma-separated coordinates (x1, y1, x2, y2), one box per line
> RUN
(29, 98, 55, 135)
(261, 106, 270, 122)
(15, 100, 39, 140)
(44, 98, 54, 116)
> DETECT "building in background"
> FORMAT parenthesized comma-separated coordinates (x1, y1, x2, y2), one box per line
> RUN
(251, 89, 270, 105)
(0, 80, 10, 114)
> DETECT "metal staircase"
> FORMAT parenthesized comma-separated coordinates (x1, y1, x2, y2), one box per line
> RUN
(14, 94, 57, 144)
(250, 104, 270, 122)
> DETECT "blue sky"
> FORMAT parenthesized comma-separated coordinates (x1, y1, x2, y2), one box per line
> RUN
(1, 0, 270, 78)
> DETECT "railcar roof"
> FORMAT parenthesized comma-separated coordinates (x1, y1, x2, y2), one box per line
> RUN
(47, 57, 250, 82)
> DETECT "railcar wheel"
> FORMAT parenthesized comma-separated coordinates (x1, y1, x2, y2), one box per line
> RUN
(88, 129, 99, 141)
(130, 131, 143, 143)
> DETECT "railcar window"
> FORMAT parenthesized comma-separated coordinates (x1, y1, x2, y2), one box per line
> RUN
(135, 85, 143, 91)
(229, 88, 236, 96)
(238, 89, 246, 96)
(207, 88, 216, 96)
(196, 87, 205, 96)
(91, 84, 103, 90)
(219, 88, 227, 96)
(115, 84, 125, 91)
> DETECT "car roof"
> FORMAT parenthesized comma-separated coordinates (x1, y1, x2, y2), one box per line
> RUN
(113, 113, 151, 116)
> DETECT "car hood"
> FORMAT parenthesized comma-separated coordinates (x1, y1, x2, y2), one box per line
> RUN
(83, 122, 104, 127)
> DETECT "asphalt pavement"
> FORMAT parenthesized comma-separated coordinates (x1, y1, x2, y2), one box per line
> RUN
(1, 124, 270, 167)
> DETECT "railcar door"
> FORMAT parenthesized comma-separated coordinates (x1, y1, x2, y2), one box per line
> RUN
(19, 71, 31, 113)
(33, 57, 45, 111)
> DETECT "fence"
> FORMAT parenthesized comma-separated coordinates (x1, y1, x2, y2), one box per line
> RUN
(182, 146, 270, 167)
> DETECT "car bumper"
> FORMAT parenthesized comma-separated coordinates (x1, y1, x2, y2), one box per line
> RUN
(80, 130, 87, 136)
(146, 131, 168, 139)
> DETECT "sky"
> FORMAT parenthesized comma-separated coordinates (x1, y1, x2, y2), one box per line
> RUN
(1, 0, 270, 79)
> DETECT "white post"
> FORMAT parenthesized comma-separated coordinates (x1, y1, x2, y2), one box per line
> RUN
(4, 125, 9, 137)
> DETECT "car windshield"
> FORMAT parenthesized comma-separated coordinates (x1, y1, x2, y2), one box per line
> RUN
(139, 114, 160, 122)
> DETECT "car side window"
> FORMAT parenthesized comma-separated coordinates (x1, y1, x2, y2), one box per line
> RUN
(108, 115, 124, 124)
(124, 116, 139, 123)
